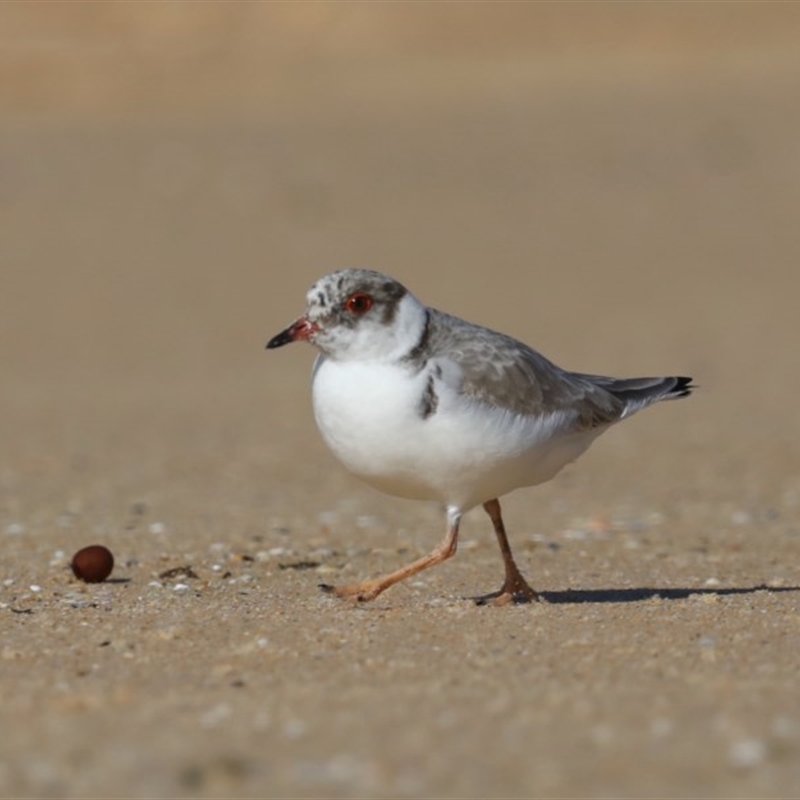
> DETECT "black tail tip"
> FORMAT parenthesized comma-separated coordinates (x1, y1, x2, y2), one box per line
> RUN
(673, 376, 695, 397)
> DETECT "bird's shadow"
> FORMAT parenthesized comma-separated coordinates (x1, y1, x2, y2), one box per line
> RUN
(538, 583, 799, 604)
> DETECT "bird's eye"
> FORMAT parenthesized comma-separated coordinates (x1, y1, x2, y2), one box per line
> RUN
(344, 293, 373, 315)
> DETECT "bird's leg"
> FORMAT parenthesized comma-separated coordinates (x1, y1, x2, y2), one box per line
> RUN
(320, 507, 461, 602)
(476, 498, 539, 606)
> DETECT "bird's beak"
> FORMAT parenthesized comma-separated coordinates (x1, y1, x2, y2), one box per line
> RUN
(266, 317, 319, 349)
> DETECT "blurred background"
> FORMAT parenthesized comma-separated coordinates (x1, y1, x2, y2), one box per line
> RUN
(3, 4, 800, 798)
(2, 2, 799, 518)
(3, 0, 800, 566)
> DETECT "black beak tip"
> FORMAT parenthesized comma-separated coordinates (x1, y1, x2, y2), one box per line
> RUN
(266, 329, 293, 350)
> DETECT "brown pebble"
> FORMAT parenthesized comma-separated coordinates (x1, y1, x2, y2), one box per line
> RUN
(71, 545, 114, 583)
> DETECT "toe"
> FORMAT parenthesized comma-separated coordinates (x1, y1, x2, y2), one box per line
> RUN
(318, 581, 380, 601)
(474, 585, 539, 606)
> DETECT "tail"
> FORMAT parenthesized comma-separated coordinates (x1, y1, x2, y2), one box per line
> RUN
(583, 375, 694, 418)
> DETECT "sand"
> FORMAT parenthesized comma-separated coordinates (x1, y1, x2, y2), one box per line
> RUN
(2, 6, 800, 798)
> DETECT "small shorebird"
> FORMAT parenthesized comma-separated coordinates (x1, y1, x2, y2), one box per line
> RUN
(267, 269, 692, 604)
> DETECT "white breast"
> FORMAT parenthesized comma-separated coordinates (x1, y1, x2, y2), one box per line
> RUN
(312, 356, 436, 498)
(311, 355, 605, 511)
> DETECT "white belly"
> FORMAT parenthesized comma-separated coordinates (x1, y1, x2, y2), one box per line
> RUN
(311, 356, 604, 511)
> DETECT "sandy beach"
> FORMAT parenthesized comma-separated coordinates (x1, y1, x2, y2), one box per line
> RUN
(2, 5, 800, 797)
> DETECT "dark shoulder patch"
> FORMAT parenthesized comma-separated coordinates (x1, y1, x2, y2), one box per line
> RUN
(418, 374, 439, 420)
(402, 310, 432, 370)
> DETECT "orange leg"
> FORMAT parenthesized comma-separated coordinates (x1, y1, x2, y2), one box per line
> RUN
(476, 498, 539, 606)
(320, 507, 461, 602)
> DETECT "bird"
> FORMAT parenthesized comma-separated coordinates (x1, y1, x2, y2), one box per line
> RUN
(267, 268, 692, 605)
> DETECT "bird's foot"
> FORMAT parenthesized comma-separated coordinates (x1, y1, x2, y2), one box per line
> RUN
(474, 576, 539, 606)
(318, 580, 383, 602)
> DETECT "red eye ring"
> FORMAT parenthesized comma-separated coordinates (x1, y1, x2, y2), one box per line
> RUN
(344, 293, 373, 315)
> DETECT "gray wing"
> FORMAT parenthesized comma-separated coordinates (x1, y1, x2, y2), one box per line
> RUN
(415, 310, 691, 429)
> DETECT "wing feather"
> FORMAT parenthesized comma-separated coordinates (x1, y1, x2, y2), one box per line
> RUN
(419, 310, 625, 430)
